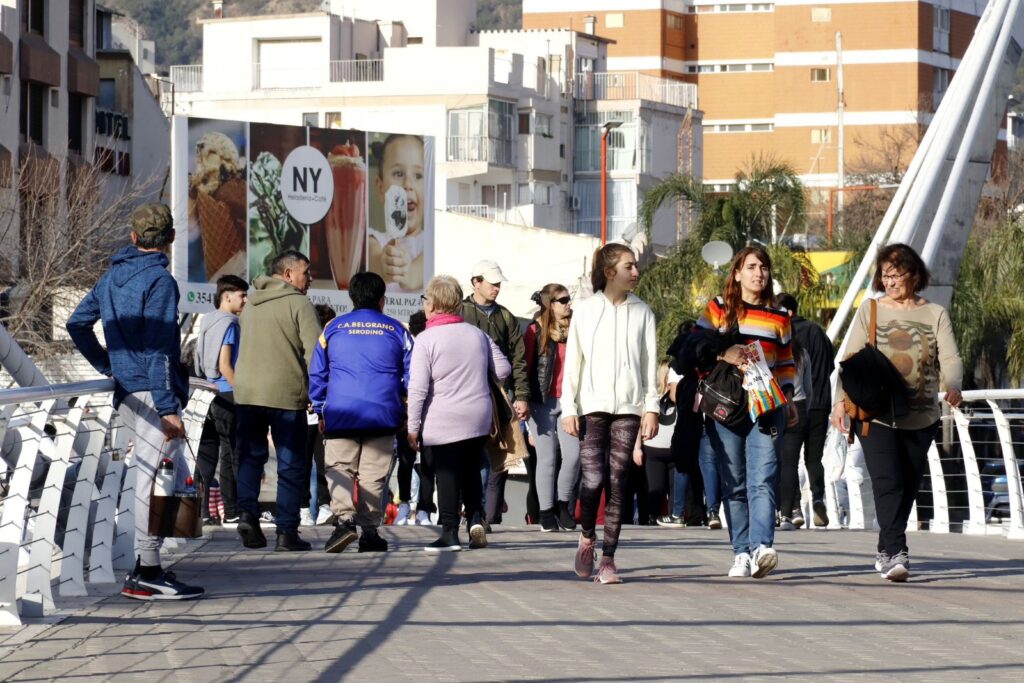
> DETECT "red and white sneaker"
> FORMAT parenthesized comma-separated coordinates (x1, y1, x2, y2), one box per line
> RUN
(122, 568, 204, 601)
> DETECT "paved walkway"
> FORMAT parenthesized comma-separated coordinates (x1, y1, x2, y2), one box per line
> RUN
(1, 525, 1023, 681)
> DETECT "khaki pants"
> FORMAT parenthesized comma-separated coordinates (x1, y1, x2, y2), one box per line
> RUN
(324, 434, 395, 529)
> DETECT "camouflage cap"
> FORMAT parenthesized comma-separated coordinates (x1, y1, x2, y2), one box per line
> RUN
(132, 203, 174, 241)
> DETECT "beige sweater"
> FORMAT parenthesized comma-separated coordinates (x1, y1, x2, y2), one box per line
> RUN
(835, 299, 963, 430)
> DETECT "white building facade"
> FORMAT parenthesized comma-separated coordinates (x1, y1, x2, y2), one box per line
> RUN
(168, 0, 702, 312)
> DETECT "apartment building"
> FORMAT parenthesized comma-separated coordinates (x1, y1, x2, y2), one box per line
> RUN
(0, 0, 99, 276)
(524, 0, 986, 190)
(167, 0, 702, 308)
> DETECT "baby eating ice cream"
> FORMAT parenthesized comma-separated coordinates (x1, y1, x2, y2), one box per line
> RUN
(368, 134, 425, 292)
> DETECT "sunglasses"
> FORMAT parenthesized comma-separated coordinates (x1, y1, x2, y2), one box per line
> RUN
(552, 296, 571, 305)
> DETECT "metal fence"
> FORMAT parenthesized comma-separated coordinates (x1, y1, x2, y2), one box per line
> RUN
(574, 72, 699, 110)
(169, 65, 203, 93)
(329, 59, 384, 83)
(0, 379, 215, 626)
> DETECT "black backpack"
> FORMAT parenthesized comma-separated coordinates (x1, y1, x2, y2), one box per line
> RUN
(699, 361, 747, 427)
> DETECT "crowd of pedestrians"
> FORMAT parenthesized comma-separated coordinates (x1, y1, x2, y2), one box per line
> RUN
(66, 201, 965, 601)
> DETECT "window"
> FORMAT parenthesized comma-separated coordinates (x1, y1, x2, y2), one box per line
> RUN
(69, 0, 85, 46)
(725, 64, 747, 72)
(560, 122, 567, 158)
(517, 183, 532, 206)
(934, 7, 951, 54)
(21, 0, 45, 35)
(488, 100, 515, 165)
(536, 114, 553, 137)
(536, 184, 552, 206)
(20, 81, 45, 145)
(749, 123, 773, 132)
(407, 37, 423, 45)
(68, 94, 83, 153)
(811, 128, 832, 144)
(933, 68, 951, 107)
(811, 7, 831, 22)
(98, 79, 116, 110)
(325, 112, 342, 129)
(811, 68, 831, 82)
(710, 122, 774, 134)
(606, 13, 624, 28)
(518, 112, 531, 134)
(667, 14, 683, 30)
(302, 112, 318, 127)
(750, 63, 773, 72)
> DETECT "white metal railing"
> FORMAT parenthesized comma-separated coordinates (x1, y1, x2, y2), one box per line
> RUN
(806, 389, 1024, 539)
(574, 72, 699, 110)
(446, 204, 490, 219)
(329, 59, 384, 83)
(169, 65, 203, 93)
(0, 379, 215, 626)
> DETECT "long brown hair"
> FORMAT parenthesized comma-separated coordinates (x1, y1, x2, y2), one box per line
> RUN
(531, 283, 570, 355)
(591, 243, 634, 292)
(722, 246, 774, 328)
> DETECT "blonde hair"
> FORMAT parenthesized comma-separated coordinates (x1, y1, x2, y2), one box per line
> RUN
(657, 358, 672, 395)
(425, 275, 463, 314)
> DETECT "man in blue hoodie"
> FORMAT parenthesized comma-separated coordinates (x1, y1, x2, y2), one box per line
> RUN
(66, 203, 203, 601)
(309, 272, 413, 554)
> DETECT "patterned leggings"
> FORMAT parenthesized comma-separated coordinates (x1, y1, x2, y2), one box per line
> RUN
(579, 413, 641, 558)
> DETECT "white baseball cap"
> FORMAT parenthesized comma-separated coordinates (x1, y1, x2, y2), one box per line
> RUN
(470, 260, 508, 284)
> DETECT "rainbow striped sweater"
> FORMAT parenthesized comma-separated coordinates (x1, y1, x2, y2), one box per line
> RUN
(696, 296, 796, 391)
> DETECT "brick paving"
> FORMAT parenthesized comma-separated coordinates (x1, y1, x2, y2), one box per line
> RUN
(1, 525, 1023, 682)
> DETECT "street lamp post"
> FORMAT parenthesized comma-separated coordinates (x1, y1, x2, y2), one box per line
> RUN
(601, 120, 623, 244)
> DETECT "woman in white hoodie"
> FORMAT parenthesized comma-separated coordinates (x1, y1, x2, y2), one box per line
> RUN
(561, 243, 660, 584)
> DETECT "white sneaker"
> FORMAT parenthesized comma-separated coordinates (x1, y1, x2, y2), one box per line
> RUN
(395, 503, 411, 526)
(299, 508, 315, 527)
(259, 511, 276, 526)
(751, 545, 778, 579)
(414, 510, 434, 526)
(316, 504, 333, 525)
(728, 553, 752, 577)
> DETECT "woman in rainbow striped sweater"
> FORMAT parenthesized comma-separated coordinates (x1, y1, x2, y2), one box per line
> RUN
(697, 246, 797, 579)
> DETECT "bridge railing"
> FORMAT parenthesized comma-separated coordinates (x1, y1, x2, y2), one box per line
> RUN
(0, 379, 215, 626)
(815, 389, 1024, 540)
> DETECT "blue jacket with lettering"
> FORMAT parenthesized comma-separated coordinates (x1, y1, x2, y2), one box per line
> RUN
(309, 307, 414, 434)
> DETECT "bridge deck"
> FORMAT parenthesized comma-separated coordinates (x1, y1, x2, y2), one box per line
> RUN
(1, 526, 1023, 681)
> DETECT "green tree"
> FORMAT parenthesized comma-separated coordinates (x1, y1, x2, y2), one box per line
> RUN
(636, 158, 835, 353)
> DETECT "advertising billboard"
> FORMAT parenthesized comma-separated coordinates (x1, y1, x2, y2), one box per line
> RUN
(171, 116, 434, 320)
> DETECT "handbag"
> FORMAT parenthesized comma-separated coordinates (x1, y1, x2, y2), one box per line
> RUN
(148, 440, 204, 539)
(485, 375, 529, 472)
(699, 360, 748, 427)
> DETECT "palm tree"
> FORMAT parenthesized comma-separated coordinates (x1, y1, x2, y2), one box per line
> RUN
(636, 157, 834, 352)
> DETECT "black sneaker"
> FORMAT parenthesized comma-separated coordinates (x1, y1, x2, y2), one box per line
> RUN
(237, 510, 268, 549)
(425, 528, 461, 553)
(656, 515, 685, 528)
(325, 521, 358, 553)
(539, 509, 559, 532)
(203, 516, 222, 527)
(708, 511, 722, 529)
(556, 501, 576, 531)
(122, 569, 204, 601)
(358, 529, 388, 553)
(812, 500, 830, 527)
(275, 531, 312, 552)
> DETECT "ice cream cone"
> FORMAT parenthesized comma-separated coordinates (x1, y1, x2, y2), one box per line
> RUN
(197, 191, 245, 280)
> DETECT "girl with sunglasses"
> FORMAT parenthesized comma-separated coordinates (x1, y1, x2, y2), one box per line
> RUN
(525, 284, 579, 532)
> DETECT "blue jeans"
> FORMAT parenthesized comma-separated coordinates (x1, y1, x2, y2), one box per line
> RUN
(671, 470, 688, 517)
(707, 411, 784, 555)
(235, 405, 308, 534)
(698, 433, 721, 511)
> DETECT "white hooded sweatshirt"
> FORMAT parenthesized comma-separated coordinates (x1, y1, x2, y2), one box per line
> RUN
(560, 291, 660, 419)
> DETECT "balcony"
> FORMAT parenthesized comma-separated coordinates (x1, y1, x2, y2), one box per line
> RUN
(330, 59, 383, 83)
(446, 136, 514, 166)
(168, 59, 384, 93)
(574, 72, 698, 110)
(169, 65, 202, 93)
